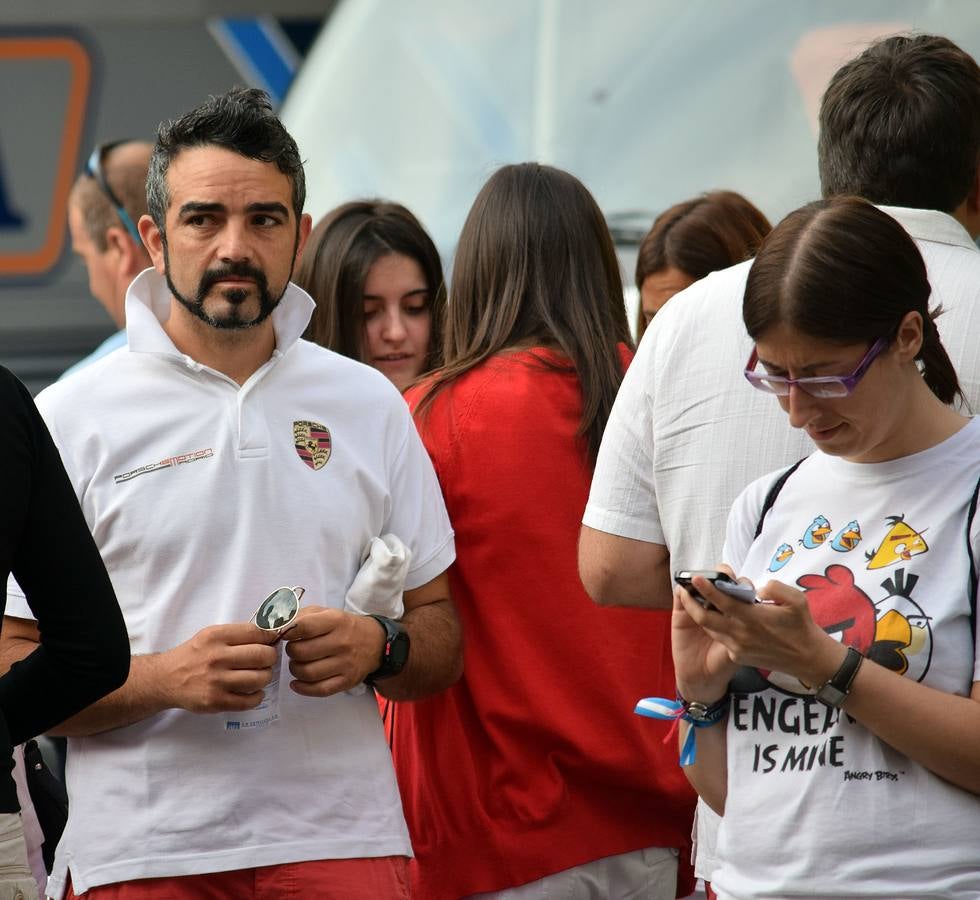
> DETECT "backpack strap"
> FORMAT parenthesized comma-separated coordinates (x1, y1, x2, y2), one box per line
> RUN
(753, 458, 806, 539)
(964, 472, 980, 644)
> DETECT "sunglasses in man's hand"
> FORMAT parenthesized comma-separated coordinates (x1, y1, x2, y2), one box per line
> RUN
(251, 586, 304, 637)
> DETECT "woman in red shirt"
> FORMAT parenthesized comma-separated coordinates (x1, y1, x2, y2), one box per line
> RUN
(391, 163, 695, 899)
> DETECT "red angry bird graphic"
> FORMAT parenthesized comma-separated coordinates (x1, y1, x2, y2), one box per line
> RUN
(796, 564, 877, 654)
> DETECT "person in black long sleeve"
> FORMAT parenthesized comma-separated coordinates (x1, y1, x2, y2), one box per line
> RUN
(0, 365, 129, 894)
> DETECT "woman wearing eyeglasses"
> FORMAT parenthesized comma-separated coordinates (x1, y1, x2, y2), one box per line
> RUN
(671, 196, 980, 898)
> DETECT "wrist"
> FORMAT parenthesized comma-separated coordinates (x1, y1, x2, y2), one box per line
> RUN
(675, 681, 729, 707)
(635, 689, 729, 766)
(151, 650, 184, 711)
(359, 614, 386, 677)
(676, 690, 729, 726)
(796, 637, 849, 691)
(364, 615, 410, 683)
(813, 645, 864, 708)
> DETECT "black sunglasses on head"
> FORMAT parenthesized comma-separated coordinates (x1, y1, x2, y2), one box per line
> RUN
(84, 141, 142, 244)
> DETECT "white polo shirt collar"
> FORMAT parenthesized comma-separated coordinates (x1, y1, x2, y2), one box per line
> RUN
(124, 267, 316, 367)
(879, 205, 979, 252)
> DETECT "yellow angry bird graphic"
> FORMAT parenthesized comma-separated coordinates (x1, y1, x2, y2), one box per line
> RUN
(873, 609, 928, 676)
(866, 568, 934, 681)
(865, 515, 928, 570)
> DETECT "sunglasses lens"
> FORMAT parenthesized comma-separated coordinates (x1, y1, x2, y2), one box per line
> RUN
(255, 588, 299, 631)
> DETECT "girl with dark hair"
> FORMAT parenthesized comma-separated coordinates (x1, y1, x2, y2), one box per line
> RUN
(293, 200, 445, 391)
(635, 190, 770, 338)
(391, 163, 695, 899)
(669, 197, 980, 897)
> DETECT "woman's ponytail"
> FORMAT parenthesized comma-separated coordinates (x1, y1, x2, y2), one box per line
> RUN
(918, 309, 963, 407)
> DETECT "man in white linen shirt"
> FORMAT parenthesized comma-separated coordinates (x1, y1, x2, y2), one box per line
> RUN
(0, 88, 460, 899)
(580, 31, 980, 609)
(578, 32, 980, 893)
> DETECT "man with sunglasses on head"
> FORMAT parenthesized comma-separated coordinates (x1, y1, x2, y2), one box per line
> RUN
(0, 88, 459, 900)
(61, 140, 153, 379)
(578, 32, 980, 897)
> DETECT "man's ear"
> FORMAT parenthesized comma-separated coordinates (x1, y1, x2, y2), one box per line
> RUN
(138, 214, 166, 274)
(294, 213, 313, 263)
(105, 226, 145, 279)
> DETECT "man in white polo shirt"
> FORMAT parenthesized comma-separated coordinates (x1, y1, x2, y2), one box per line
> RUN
(0, 88, 459, 899)
(578, 33, 980, 892)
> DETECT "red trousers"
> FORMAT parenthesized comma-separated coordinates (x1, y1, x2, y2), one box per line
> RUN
(66, 856, 410, 900)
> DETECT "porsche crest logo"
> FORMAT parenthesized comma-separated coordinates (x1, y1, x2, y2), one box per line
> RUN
(293, 420, 331, 470)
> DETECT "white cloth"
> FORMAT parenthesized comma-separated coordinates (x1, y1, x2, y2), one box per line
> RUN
(712, 418, 980, 898)
(344, 534, 410, 620)
(583, 206, 980, 882)
(343, 533, 411, 696)
(5, 270, 455, 896)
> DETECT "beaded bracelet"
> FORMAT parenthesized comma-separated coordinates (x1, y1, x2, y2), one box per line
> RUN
(634, 691, 730, 766)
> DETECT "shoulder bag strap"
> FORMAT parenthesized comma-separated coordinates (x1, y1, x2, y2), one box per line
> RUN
(964, 472, 980, 644)
(753, 458, 806, 539)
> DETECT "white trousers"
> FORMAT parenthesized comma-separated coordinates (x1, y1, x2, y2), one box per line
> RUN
(11, 747, 45, 893)
(0, 811, 39, 900)
(467, 846, 679, 900)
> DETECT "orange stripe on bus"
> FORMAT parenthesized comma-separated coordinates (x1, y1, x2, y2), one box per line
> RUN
(0, 37, 91, 274)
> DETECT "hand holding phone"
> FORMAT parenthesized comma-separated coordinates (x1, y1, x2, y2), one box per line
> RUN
(674, 569, 757, 606)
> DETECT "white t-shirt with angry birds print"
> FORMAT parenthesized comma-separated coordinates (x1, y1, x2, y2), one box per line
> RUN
(711, 416, 980, 899)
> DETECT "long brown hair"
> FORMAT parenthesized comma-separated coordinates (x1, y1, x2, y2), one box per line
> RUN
(744, 196, 961, 405)
(293, 200, 446, 374)
(415, 163, 632, 464)
(635, 190, 770, 338)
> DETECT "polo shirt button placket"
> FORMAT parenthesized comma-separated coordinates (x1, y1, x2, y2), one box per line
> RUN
(236, 383, 270, 460)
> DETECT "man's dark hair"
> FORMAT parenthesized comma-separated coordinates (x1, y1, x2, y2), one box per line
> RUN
(146, 87, 305, 232)
(818, 34, 980, 212)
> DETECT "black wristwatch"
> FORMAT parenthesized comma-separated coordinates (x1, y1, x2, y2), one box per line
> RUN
(814, 646, 864, 708)
(365, 615, 410, 684)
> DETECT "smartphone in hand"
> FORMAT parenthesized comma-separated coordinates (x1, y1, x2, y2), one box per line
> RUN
(674, 569, 757, 606)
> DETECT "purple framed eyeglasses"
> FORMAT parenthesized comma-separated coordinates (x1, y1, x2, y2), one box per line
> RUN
(744, 337, 889, 399)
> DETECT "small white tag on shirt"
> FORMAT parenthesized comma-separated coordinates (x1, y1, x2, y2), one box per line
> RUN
(223, 644, 284, 732)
